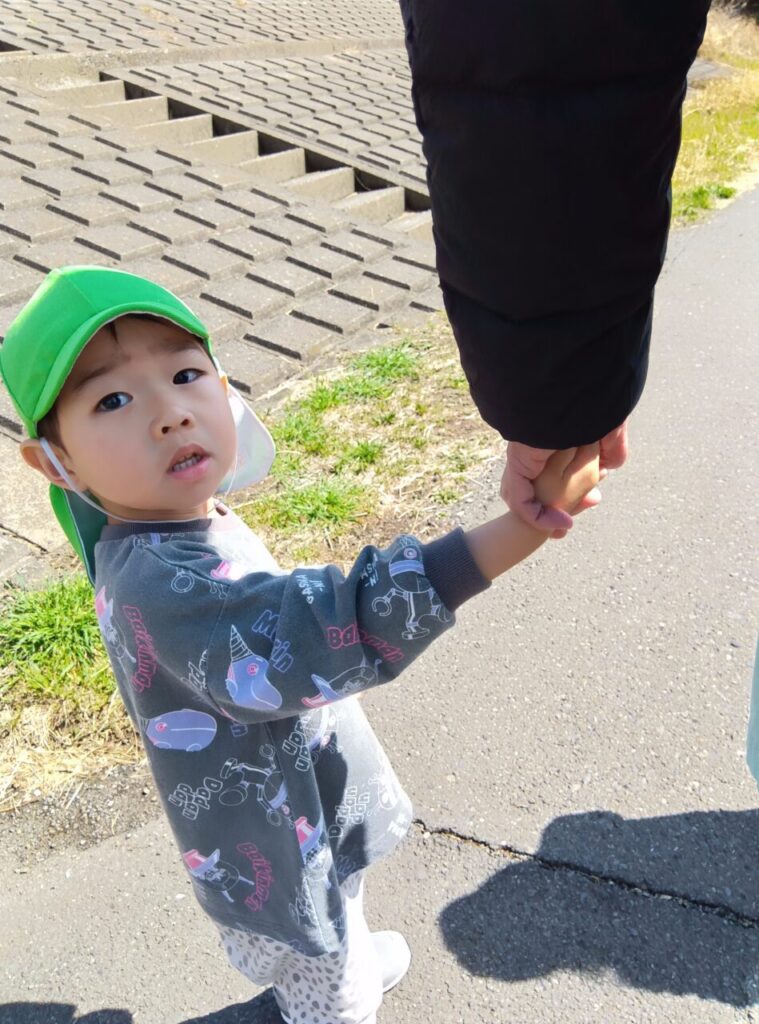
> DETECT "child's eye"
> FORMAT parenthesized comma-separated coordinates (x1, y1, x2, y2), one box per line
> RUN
(96, 392, 131, 412)
(174, 367, 204, 385)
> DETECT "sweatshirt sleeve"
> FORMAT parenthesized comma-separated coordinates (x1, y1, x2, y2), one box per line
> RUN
(200, 528, 489, 723)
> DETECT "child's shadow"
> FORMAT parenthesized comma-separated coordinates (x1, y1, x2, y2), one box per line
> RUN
(439, 809, 759, 1008)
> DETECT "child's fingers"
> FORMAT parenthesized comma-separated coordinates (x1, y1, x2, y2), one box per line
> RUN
(545, 446, 578, 476)
(566, 443, 600, 475)
(566, 444, 601, 494)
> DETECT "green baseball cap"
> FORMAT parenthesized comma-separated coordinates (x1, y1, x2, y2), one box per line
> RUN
(0, 266, 275, 581)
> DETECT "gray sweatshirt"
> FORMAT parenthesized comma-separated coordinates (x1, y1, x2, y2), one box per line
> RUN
(94, 507, 488, 955)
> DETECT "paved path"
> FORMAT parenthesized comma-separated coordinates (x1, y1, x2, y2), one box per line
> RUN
(1, 184, 757, 1022)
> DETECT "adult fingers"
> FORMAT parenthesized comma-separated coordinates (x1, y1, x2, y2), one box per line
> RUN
(600, 420, 629, 471)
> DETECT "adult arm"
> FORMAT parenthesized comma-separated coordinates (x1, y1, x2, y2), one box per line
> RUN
(399, 0, 710, 448)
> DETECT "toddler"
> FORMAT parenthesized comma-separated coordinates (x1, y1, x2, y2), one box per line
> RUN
(0, 266, 601, 1024)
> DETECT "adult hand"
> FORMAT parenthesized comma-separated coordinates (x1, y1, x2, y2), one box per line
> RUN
(501, 421, 627, 536)
(598, 420, 629, 472)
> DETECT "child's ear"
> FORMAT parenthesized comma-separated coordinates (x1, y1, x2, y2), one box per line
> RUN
(20, 439, 80, 491)
(219, 371, 230, 394)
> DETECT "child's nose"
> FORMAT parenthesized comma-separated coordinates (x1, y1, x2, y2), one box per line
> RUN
(161, 415, 191, 435)
(153, 404, 194, 437)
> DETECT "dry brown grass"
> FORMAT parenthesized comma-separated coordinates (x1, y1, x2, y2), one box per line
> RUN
(672, 6, 759, 219)
(700, 5, 759, 66)
(0, 689, 140, 812)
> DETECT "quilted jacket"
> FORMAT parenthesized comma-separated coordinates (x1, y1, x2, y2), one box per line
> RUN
(400, 0, 711, 446)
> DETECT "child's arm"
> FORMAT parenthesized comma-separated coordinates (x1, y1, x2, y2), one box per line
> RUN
(116, 448, 599, 725)
(464, 444, 600, 581)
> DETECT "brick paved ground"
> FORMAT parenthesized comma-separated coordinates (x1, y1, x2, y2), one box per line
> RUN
(0, 0, 401, 52)
(128, 49, 425, 187)
(0, 0, 442, 573)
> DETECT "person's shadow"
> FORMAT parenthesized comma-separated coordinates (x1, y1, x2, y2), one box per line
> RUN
(440, 809, 759, 1008)
(0, 991, 282, 1024)
(0, 1009, 132, 1024)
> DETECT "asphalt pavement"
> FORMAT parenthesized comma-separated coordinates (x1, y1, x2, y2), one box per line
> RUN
(1, 183, 758, 1022)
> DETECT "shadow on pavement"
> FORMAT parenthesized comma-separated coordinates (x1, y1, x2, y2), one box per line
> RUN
(0, 991, 281, 1024)
(0, 1007, 132, 1024)
(440, 809, 759, 1008)
(181, 989, 282, 1023)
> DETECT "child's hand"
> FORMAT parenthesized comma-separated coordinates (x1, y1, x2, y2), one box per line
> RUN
(533, 444, 602, 517)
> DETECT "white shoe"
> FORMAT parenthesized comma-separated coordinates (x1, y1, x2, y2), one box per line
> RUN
(372, 930, 412, 992)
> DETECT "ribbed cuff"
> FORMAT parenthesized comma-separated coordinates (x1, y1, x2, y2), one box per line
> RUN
(421, 527, 490, 612)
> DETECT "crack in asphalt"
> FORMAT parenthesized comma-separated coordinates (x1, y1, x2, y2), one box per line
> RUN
(413, 818, 759, 931)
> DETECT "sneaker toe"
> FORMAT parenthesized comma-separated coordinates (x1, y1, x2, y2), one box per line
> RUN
(372, 930, 411, 992)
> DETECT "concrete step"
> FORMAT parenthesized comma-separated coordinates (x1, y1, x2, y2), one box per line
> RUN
(285, 167, 355, 201)
(132, 114, 214, 147)
(89, 95, 169, 127)
(239, 148, 306, 184)
(178, 130, 260, 166)
(44, 80, 126, 106)
(388, 209, 433, 243)
(337, 186, 405, 225)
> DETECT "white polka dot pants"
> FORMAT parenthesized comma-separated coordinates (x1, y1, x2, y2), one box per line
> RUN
(217, 872, 382, 1024)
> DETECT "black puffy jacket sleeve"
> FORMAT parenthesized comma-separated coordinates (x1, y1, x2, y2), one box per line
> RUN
(399, 0, 710, 447)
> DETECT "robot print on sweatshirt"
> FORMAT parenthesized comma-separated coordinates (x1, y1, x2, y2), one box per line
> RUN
(372, 538, 451, 640)
(183, 842, 273, 913)
(302, 655, 381, 708)
(226, 626, 283, 712)
(167, 744, 294, 827)
(294, 815, 333, 885)
(169, 563, 232, 600)
(142, 708, 218, 752)
(219, 746, 295, 827)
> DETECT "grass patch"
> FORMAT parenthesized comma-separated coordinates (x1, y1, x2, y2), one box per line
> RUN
(675, 182, 738, 220)
(673, 7, 759, 221)
(235, 322, 499, 568)
(0, 318, 500, 809)
(0, 576, 112, 703)
(249, 478, 370, 531)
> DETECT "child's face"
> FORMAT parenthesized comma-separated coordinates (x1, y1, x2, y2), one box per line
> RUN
(42, 316, 237, 522)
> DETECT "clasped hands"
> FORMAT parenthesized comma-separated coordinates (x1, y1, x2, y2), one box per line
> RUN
(505, 421, 628, 535)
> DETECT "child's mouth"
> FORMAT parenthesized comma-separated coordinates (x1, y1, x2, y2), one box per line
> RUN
(169, 447, 210, 479)
(172, 453, 203, 472)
